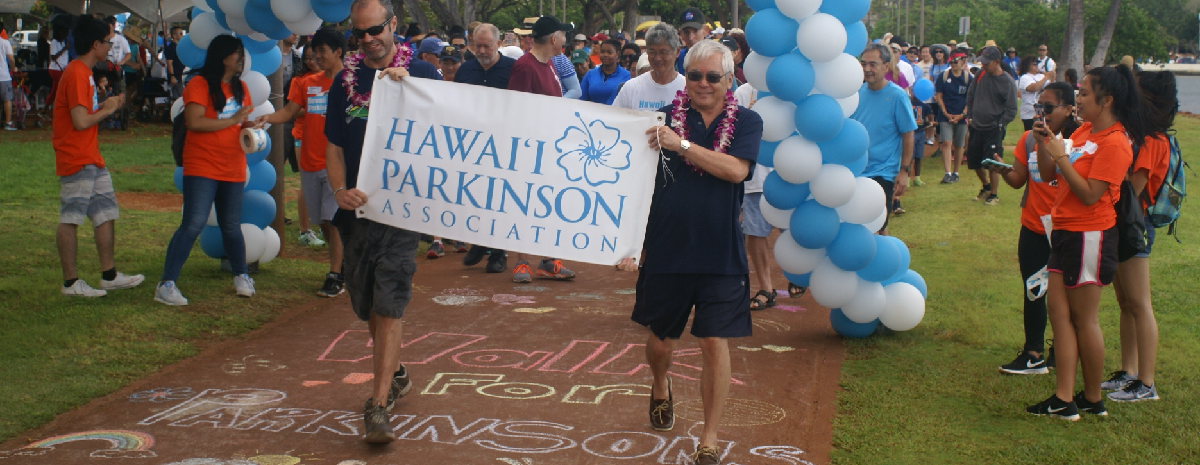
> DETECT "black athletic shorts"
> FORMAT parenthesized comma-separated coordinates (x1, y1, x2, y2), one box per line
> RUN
(1048, 226, 1119, 288)
(869, 176, 894, 233)
(632, 273, 752, 340)
(966, 126, 1005, 170)
(337, 217, 420, 320)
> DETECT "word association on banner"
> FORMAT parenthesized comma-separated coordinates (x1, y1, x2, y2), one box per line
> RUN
(356, 78, 660, 265)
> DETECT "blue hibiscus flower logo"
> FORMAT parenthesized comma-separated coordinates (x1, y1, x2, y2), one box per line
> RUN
(555, 112, 633, 187)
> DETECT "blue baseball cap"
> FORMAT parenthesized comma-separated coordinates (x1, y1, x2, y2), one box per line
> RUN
(418, 37, 446, 55)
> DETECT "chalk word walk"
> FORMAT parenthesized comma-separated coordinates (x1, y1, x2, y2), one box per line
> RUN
(357, 77, 661, 265)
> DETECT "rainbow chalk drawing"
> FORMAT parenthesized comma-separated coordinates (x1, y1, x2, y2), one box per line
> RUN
(0, 430, 156, 458)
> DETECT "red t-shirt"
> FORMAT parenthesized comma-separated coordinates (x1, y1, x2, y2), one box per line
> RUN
(52, 60, 103, 176)
(1051, 122, 1133, 232)
(1013, 131, 1059, 235)
(507, 52, 562, 97)
(182, 76, 252, 182)
(1134, 135, 1170, 207)
(287, 73, 333, 172)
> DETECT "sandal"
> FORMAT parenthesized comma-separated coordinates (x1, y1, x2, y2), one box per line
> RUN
(750, 290, 776, 311)
(787, 283, 807, 298)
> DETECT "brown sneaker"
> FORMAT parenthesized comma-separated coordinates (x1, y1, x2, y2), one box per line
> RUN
(649, 378, 674, 431)
(690, 446, 722, 465)
(362, 398, 395, 444)
(385, 365, 412, 412)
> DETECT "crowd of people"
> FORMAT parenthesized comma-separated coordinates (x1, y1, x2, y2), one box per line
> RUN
(43, 1, 1181, 462)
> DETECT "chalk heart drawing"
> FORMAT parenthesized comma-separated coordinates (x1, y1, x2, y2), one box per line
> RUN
(555, 112, 633, 187)
(128, 387, 195, 403)
(493, 294, 536, 305)
(223, 355, 286, 375)
(433, 295, 490, 306)
(0, 430, 157, 458)
(675, 399, 787, 427)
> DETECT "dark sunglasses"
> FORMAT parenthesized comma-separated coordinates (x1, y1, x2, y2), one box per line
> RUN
(686, 70, 725, 84)
(1034, 103, 1063, 113)
(621, 53, 638, 61)
(350, 15, 393, 39)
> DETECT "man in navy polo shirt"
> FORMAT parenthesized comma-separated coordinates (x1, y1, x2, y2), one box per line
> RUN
(626, 39, 763, 465)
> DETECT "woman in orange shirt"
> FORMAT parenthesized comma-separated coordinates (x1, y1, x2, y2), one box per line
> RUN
(154, 35, 255, 306)
(1027, 65, 1153, 420)
(1103, 71, 1178, 402)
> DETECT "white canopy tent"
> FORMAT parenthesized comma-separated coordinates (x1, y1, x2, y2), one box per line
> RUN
(0, 0, 38, 14)
(36, 0, 194, 23)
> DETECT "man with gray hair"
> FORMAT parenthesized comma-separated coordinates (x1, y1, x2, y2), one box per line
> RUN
(611, 22, 686, 111)
(623, 39, 763, 465)
(850, 43, 917, 235)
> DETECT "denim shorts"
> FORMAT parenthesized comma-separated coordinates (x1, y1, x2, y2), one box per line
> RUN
(59, 164, 120, 226)
(741, 193, 773, 237)
(300, 169, 338, 225)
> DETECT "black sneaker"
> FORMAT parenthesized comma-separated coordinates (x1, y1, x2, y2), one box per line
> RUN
(999, 351, 1049, 375)
(1045, 340, 1056, 369)
(1073, 391, 1109, 416)
(486, 249, 508, 273)
(940, 173, 953, 184)
(317, 273, 345, 298)
(1026, 394, 1080, 421)
(950, 172, 961, 183)
(385, 365, 412, 411)
(463, 245, 489, 266)
(363, 398, 395, 443)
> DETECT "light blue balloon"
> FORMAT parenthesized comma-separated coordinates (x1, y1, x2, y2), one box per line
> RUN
(844, 21, 868, 56)
(744, 9, 798, 57)
(827, 223, 877, 271)
(758, 139, 780, 168)
(241, 35, 277, 54)
(312, 0, 352, 23)
(820, 0, 871, 24)
(245, 160, 277, 192)
(173, 166, 184, 192)
(763, 172, 810, 209)
(818, 118, 869, 166)
(789, 199, 840, 249)
(844, 153, 868, 176)
(913, 79, 935, 101)
(884, 236, 911, 282)
(745, 0, 775, 12)
(176, 35, 206, 70)
(794, 95, 844, 142)
(199, 225, 227, 259)
(248, 0, 270, 8)
(245, 2, 287, 39)
(783, 271, 811, 288)
(250, 46, 283, 76)
(765, 53, 815, 102)
(885, 269, 928, 298)
(241, 189, 276, 228)
(206, 0, 221, 12)
(830, 308, 878, 338)
(246, 137, 271, 165)
(858, 235, 901, 282)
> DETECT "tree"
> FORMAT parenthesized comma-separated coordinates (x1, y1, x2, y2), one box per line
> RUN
(1061, 0, 1085, 79)
(1089, 0, 1121, 67)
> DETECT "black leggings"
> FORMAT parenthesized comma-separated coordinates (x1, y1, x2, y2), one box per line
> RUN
(1018, 226, 1052, 353)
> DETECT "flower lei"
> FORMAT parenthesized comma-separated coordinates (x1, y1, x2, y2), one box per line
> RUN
(669, 90, 739, 174)
(342, 43, 414, 111)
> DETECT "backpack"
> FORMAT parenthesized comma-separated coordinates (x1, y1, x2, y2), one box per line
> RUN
(171, 111, 186, 167)
(1115, 141, 1150, 262)
(1146, 132, 1190, 240)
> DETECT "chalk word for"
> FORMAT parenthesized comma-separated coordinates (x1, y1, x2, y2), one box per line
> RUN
(422, 372, 649, 404)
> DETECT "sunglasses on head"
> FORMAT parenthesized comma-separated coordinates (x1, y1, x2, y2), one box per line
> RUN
(686, 70, 725, 84)
(350, 15, 393, 39)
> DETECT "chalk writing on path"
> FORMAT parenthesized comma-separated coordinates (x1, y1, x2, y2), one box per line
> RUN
(0, 429, 157, 459)
(513, 307, 556, 314)
(497, 459, 534, 465)
(674, 398, 787, 427)
(223, 355, 287, 375)
(555, 293, 616, 301)
(613, 288, 637, 295)
(161, 460, 257, 465)
(421, 372, 650, 404)
(512, 285, 550, 292)
(433, 295, 491, 306)
(752, 319, 791, 332)
(493, 294, 537, 305)
(749, 446, 815, 465)
(129, 387, 195, 403)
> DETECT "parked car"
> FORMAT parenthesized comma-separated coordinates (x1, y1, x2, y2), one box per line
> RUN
(9, 30, 38, 51)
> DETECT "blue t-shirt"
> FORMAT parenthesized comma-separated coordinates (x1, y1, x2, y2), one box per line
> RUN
(579, 65, 631, 105)
(675, 47, 688, 74)
(643, 103, 763, 275)
(851, 82, 918, 182)
(934, 69, 971, 122)
(453, 54, 515, 89)
(325, 57, 440, 224)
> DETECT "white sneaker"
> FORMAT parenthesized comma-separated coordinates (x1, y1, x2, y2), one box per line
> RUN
(299, 229, 326, 247)
(62, 280, 107, 297)
(101, 271, 145, 290)
(154, 281, 189, 306)
(234, 274, 256, 297)
(4, 123, 16, 131)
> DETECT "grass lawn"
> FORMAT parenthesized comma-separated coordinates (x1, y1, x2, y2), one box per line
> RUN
(832, 116, 1200, 464)
(0, 125, 328, 441)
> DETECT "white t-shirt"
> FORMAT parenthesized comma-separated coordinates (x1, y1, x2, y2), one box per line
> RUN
(1036, 56, 1056, 73)
(611, 71, 685, 111)
(49, 40, 69, 71)
(1018, 73, 1045, 120)
(108, 34, 131, 65)
(733, 83, 772, 194)
(0, 39, 13, 82)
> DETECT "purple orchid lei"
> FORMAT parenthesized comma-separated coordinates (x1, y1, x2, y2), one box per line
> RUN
(342, 43, 414, 109)
(669, 89, 739, 174)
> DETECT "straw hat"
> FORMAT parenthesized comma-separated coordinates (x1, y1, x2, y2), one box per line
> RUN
(123, 24, 145, 46)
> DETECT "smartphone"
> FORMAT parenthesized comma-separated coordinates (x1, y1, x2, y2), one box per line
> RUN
(981, 158, 1013, 170)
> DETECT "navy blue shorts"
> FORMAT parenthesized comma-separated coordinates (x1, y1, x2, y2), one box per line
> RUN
(632, 273, 752, 340)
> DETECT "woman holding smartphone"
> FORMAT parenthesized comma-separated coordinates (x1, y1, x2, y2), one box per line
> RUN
(1026, 65, 1152, 419)
(154, 35, 256, 306)
(991, 82, 1078, 375)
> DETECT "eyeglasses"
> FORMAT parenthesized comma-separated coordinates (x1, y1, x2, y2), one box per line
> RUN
(1038, 48, 1048, 52)
(686, 70, 726, 84)
(350, 15, 394, 39)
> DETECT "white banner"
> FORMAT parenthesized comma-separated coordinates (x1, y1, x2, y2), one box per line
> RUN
(356, 76, 662, 266)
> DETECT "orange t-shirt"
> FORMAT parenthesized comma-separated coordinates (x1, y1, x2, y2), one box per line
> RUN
(52, 60, 103, 176)
(182, 76, 252, 182)
(1051, 122, 1133, 232)
(287, 73, 333, 172)
(1134, 135, 1170, 207)
(288, 75, 306, 141)
(1013, 131, 1059, 235)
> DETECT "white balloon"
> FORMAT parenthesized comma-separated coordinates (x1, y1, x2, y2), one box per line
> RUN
(838, 92, 859, 118)
(862, 204, 888, 232)
(842, 279, 886, 323)
(271, 0, 312, 23)
(776, 0, 822, 21)
(217, 0, 249, 16)
(225, 12, 255, 36)
(242, 71, 270, 106)
(810, 258, 859, 309)
(206, 205, 218, 226)
(241, 223, 266, 263)
(170, 97, 185, 120)
(759, 194, 793, 229)
(188, 13, 229, 50)
(810, 164, 857, 208)
(247, 100, 275, 128)
(260, 226, 281, 264)
(193, 0, 213, 12)
(836, 177, 888, 224)
(287, 10, 323, 36)
(773, 136, 823, 184)
(245, 166, 252, 188)
(241, 52, 252, 76)
(743, 52, 773, 94)
(774, 234, 825, 275)
(880, 282, 926, 331)
(814, 53, 865, 99)
(796, 13, 846, 63)
(247, 31, 270, 42)
(755, 96, 797, 142)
